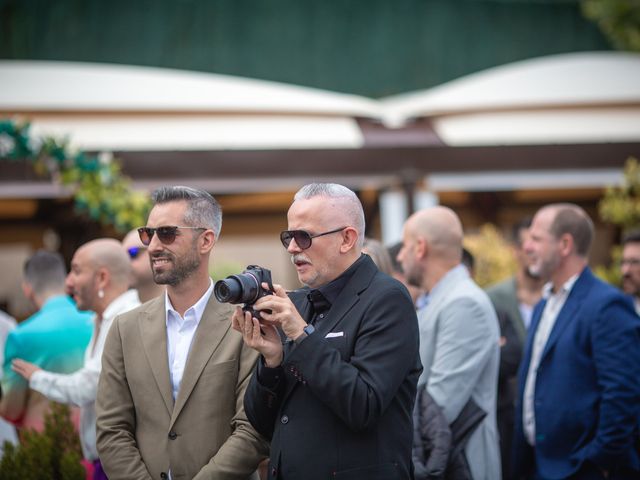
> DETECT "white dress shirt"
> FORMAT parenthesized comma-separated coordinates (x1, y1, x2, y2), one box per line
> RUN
(165, 280, 213, 401)
(29, 289, 141, 460)
(523, 275, 578, 445)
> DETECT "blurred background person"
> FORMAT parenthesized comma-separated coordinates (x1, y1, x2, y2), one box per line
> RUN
(485, 217, 544, 479)
(362, 237, 394, 275)
(0, 250, 92, 434)
(387, 241, 427, 309)
(11, 238, 139, 480)
(121, 229, 165, 303)
(620, 229, 640, 315)
(398, 206, 501, 480)
(486, 218, 544, 342)
(514, 204, 640, 480)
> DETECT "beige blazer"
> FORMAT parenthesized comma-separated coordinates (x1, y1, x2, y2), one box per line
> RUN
(96, 295, 268, 480)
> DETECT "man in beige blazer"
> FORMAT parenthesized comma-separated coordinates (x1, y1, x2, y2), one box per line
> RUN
(96, 186, 268, 480)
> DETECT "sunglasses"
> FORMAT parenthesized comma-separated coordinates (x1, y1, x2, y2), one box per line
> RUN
(127, 246, 146, 260)
(138, 226, 206, 246)
(280, 226, 347, 250)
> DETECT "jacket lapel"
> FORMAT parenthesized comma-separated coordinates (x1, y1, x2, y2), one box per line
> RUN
(170, 297, 231, 427)
(313, 256, 377, 339)
(139, 297, 174, 416)
(539, 268, 591, 362)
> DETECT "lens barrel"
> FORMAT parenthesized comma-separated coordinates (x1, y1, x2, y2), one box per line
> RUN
(214, 272, 259, 304)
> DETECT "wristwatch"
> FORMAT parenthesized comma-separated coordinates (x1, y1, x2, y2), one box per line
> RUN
(295, 324, 315, 344)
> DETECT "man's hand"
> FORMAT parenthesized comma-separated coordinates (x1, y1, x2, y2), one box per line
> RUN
(12, 359, 41, 381)
(232, 307, 283, 367)
(253, 283, 307, 341)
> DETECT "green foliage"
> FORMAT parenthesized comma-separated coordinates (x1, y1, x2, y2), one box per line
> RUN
(0, 119, 151, 233)
(0, 403, 85, 480)
(597, 156, 640, 286)
(599, 157, 640, 229)
(464, 224, 517, 288)
(581, 0, 640, 51)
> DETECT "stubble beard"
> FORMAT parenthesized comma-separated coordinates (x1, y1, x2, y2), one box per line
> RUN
(153, 251, 200, 287)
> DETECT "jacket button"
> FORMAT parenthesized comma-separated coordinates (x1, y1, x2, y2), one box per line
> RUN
(281, 414, 289, 424)
(168, 431, 177, 440)
(160, 473, 168, 479)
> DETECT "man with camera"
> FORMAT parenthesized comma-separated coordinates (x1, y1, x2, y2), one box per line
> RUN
(96, 186, 268, 480)
(232, 183, 422, 480)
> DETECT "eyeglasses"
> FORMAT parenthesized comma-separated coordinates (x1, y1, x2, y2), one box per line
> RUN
(280, 226, 347, 250)
(127, 246, 146, 260)
(138, 226, 206, 246)
(621, 258, 640, 267)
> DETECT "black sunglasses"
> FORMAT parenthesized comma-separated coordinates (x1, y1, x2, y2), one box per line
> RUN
(280, 226, 347, 250)
(127, 246, 146, 260)
(138, 226, 206, 246)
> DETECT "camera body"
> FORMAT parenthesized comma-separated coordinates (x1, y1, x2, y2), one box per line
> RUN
(214, 265, 274, 319)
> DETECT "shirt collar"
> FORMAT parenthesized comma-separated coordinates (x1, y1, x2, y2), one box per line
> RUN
(102, 289, 141, 321)
(165, 279, 214, 325)
(313, 254, 365, 307)
(430, 264, 468, 298)
(542, 273, 579, 299)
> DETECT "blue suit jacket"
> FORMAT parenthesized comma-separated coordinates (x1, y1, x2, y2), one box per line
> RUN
(513, 267, 640, 479)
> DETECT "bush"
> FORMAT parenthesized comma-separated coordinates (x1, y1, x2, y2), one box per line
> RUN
(0, 402, 85, 480)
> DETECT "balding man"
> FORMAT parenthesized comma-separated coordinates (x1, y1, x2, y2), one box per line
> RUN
(397, 206, 501, 480)
(12, 239, 140, 480)
(122, 229, 165, 303)
(239, 183, 421, 479)
(513, 204, 640, 480)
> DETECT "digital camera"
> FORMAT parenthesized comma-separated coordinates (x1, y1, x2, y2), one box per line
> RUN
(214, 265, 274, 320)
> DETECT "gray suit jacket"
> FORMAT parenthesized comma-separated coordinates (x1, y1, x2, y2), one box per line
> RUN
(418, 265, 501, 480)
(96, 295, 268, 480)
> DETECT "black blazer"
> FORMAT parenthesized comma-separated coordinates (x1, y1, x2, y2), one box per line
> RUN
(244, 255, 422, 480)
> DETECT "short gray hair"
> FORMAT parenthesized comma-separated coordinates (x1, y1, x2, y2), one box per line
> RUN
(151, 186, 222, 239)
(294, 183, 365, 247)
(24, 250, 66, 294)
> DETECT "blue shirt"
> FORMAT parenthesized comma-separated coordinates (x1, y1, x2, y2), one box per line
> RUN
(2, 295, 93, 397)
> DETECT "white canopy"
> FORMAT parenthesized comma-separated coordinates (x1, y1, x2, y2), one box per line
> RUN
(380, 51, 640, 145)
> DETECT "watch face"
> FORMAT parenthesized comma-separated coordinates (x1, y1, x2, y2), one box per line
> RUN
(304, 324, 315, 335)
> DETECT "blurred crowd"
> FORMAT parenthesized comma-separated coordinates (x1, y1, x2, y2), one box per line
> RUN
(0, 184, 639, 480)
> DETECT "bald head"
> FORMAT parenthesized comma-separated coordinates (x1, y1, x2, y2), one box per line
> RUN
(80, 238, 132, 287)
(408, 206, 463, 262)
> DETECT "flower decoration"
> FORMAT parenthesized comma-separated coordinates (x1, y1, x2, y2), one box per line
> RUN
(0, 118, 151, 233)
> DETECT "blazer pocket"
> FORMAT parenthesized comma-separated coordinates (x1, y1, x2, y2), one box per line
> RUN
(200, 359, 237, 378)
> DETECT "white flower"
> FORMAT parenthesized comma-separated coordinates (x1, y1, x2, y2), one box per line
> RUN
(0, 133, 16, 157)
(98, 151, 113, 165)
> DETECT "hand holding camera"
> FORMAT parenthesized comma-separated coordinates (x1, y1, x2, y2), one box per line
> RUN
(222, 265, 307, 345)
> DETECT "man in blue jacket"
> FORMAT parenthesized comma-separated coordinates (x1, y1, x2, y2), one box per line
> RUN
(513, 203, 640, 480)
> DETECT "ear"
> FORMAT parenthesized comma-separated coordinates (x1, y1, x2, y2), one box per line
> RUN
(558, 233, 574, 257)
(21, 280, 33, 301)
(96, 267, 110, 291)
(339, 227, 359, 253)
(200, 229, 216, 254)
(415, 237, 428, 260)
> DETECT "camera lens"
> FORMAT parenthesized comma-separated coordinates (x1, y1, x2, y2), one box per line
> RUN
(214, 273, 259, 304)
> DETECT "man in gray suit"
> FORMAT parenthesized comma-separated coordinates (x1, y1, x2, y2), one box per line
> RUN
(398, 206, 501, 480)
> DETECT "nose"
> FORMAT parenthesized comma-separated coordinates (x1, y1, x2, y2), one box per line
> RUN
(287, 238, 302, 254)
(64, 273, 73, 292)
(146, 230, 163, 253)
(621, 263, 630, 275)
